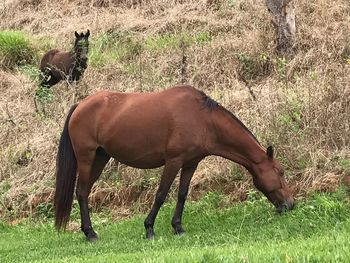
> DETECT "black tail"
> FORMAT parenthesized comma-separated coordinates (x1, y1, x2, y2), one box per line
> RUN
(54, 104, 79, 230)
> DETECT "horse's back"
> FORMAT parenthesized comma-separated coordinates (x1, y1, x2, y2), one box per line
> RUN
(40, 49, 60, 69)
(69, 86, 210, 168)
(40, 49, 73, 74)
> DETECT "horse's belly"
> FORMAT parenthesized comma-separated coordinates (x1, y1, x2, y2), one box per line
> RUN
(100, 117, 168, 168)
(107, 147, 165, 169)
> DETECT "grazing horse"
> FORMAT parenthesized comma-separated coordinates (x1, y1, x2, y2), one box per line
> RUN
(39, 30, 90, 88)
(54, 85, 294, 242)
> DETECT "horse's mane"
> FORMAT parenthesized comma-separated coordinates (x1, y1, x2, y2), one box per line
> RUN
(199, 90, 220, 109)
(199, 89, 259, 144)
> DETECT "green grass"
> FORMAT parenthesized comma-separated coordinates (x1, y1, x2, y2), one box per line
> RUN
(89, 30, 211, 68)
(144, 31, 211, 52)
(1, 190, 350, 262)
(89, 31, 142, 68)
(0, 31, 37, 69)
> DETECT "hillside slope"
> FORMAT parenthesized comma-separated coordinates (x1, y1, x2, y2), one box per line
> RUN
(0, 0, 350, 219)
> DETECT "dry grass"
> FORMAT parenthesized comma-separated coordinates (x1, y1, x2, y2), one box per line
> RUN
(0, 0, 350, 219)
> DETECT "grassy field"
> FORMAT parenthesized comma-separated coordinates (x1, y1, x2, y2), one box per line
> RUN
(1, 190, 350, 262)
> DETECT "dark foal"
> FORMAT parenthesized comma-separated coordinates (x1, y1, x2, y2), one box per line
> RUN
(54, 85, 294, 242)
(39, 30, 90, 88)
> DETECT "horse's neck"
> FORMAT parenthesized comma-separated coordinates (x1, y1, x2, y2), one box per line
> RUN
(209, 109, 266, 169)
(72, 50, 88, 70)
(75, 52, 87, 62)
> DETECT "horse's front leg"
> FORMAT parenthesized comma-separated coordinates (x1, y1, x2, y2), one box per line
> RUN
(144, 159, 182, 239)
(171, 162, 199, 235)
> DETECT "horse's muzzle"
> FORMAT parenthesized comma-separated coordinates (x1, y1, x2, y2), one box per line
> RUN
(276, 197, 295, 213)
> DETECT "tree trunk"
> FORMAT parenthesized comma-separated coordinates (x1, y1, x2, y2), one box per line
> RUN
(265, 0, 296, 54)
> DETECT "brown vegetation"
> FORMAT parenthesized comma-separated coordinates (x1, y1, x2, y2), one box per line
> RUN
(0, 0, 349, 220)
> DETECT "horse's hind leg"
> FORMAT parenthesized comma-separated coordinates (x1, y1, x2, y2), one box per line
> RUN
(171, 162, 198, 235)
(144, 159, 182, 239)
(76, 147, 110, 242)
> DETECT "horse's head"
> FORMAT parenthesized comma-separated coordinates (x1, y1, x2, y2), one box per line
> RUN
(74, 30, 90, 58)
(251, 146, 294, 212)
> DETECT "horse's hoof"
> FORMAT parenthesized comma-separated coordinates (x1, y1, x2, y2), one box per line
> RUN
(87, 236, 98, 243)
(174, 225, 185, 235)
(86, 231, 98, 243)
(145, 228, 155, 240)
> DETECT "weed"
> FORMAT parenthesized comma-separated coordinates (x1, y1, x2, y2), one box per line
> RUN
(35, 86, 54, 103)
(137, 169, 160, 189)
(35, 203, 54, 219)
(18, 64, 41, 81)
(276, 96, 303, 133)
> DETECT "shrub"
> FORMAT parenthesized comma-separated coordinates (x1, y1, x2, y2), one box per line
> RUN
(0, 31, 37, 69)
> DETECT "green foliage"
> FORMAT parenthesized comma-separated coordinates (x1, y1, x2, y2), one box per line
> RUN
(137, 168, 161, 189)
(7, 145, 33, 167)
(1, 191, 349, 262)
(18, 64, 42, 82)
(35, 86, 54, 103)
(35, 203, 54, 219)
(0, 31, 37, 69)
(276, 96, 303, 133)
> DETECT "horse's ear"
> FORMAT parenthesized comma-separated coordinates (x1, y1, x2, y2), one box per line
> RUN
(75, 31, 79, 38)
(86, 29, 90, 38)
(266, 146, 274, 159)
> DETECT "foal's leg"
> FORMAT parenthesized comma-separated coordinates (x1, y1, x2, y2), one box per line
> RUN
(171, 162, 198, 235)
(76, 148, 110, 242)
(144, 159, 182, 239)
(39, 67, 59, 88)
(40, 73, 60, 88)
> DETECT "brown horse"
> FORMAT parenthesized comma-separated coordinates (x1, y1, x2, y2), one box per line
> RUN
(39, 30, 90, 88)
(54, 85, 294, 242)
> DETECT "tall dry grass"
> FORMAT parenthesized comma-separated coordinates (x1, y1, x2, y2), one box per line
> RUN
(0, 0, 349, 220)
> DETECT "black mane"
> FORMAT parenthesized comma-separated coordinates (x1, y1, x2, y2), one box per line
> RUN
(199, 90, 220, 109)
(199, 90, 259, 144)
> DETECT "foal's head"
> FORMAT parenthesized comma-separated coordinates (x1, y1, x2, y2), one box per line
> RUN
(251, 146, 294, 212)
(74, 30, 90, 58)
